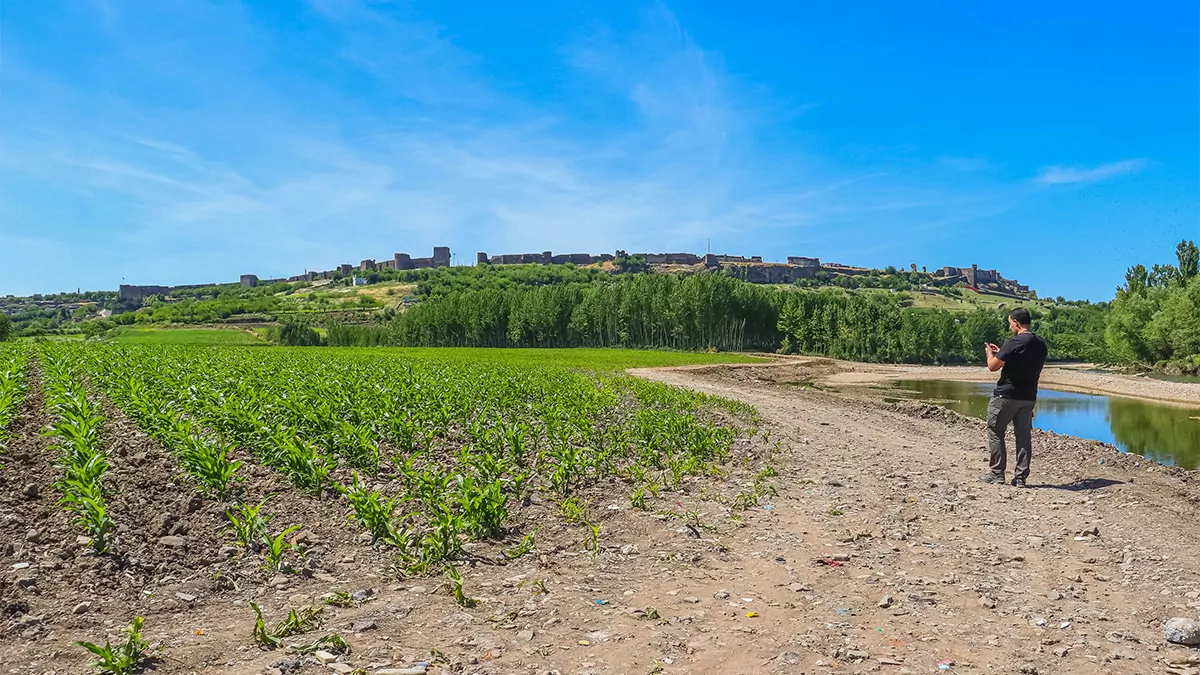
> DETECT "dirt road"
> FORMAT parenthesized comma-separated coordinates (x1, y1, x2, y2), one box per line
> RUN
(623, 362, 1200, 674)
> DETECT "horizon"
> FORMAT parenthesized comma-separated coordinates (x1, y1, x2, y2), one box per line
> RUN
(2, 2, 1197, 300)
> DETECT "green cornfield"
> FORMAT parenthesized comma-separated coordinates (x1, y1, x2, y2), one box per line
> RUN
(11, 345, 758, 575)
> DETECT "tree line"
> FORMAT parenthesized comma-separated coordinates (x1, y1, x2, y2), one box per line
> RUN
(1105, 240, 1200, 374)
(312, 271, 1106, 364)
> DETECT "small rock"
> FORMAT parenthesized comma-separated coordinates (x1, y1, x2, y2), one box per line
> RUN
(517, 629, 535, 641)
(327, 664, 355, 674)
(351, 589, 375, 602)
(314, 650, 339, 664)
(175, 592, 198, 603)
(25, 529, 41, 544)
(352, 620, 377, 632)
(72, 602, 91, 615)
(1164, 617, 1200, 646)
(219, 545, 240, 558)
(292, 530, 320, 546)
(682, 596, 700, 604)
(1052, 647, 1070, 657)
(788, 583, 812, 593)
(408, 585, 428, 594)
(878, 595, 894, 608)
(714, 590, 730, 599)
(779, 652, 802, 665)
(269, 575, 291, 588)
(22, 483, 39, 499)
(978, 597, 997, 609)
(159, 536, 187, 549)
(76, 535, 93, 547)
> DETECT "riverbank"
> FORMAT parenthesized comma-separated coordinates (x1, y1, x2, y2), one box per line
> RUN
(723, 356, 1200, 407)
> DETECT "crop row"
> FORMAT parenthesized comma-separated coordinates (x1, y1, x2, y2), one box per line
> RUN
(71, 345, 757, 573)
(0, 344, 31, 456)
(40, 347, 116, 553)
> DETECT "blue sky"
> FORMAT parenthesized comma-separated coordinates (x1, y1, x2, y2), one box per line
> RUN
(1, 1, 1196, 300)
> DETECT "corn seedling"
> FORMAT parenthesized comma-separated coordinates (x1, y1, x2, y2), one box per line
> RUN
(345, 474, 400, 545)
(443, 563, 477, 608)
(75, 616, 148, 675)
(583, 521, 601, 555)
(559, 496, 588, 523)
(262, 526, 301, 572)
(517, 578, 548, 595)
(628, 485, 648, 509)
(503, 529, 538, 560)
(225, 498, 272, 552)
(250, 602, 323, 650)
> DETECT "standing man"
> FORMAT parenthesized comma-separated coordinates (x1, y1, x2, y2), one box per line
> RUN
(979, 308, 1048, 488)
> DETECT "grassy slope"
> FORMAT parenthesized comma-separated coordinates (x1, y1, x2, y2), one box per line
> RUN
(108, 327, 266, 345)
(338, 346, 768, 370)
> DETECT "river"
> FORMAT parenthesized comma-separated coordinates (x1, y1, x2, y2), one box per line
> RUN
(891, 380, 1200, 470)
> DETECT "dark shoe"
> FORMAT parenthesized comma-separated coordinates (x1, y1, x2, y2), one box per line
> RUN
(1011, 478, 1027, 488)
(978, 473, 1006, 484)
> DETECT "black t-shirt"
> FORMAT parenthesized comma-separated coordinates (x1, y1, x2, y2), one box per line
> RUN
(994, 331, 1048, 401)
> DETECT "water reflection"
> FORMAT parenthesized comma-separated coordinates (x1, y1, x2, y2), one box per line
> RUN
(892, 380, 1200, 470)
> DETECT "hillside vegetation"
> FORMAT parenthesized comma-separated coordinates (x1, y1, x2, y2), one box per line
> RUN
(10, 244, 1198, 374)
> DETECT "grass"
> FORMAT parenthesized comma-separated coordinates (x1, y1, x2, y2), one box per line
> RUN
(366, 347, 768, 370)
(108, 327, 266, 346)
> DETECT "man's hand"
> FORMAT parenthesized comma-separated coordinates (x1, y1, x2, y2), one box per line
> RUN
(985, 343, 1005, 372)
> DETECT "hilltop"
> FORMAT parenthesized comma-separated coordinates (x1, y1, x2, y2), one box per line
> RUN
(1, 244, 1086, 342)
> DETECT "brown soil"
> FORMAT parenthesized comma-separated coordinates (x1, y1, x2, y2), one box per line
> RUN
(2, 362, 1199, 675)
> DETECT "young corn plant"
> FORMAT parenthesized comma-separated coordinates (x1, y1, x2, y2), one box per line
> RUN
(583, 522, 602, 555)
(75, 616, 149, 675)
(456, 474, 508, 539)
(443, 563, 477, 608)
(503, 529, 538, 560)
(225, 498, 272, 553)
(345, 474, 401, 546)
(559, 496, 588, 524)
(262, 526, 301, 573)
(250, 602, 323, 650)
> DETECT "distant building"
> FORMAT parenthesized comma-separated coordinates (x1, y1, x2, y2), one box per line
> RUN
(240, 274, 259, 287)
(787, 256, 821, 267)
(118, 285, 171, 302)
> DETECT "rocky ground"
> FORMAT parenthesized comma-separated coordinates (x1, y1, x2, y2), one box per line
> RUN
(2, 360, 1199, 675)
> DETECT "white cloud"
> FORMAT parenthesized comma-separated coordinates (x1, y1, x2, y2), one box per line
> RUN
(1034, 158, 1149, 185)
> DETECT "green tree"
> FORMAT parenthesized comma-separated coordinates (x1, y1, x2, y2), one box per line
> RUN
(271, 321, 323, 346)
(1176, 239, 1199, 281)
(0, 312, 11, 341)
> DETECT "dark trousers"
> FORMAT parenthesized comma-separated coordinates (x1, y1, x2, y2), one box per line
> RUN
(987, 396, 1036, 481)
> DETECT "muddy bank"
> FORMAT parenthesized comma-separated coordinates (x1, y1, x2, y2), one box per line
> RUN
(684, 356, 1200, 407)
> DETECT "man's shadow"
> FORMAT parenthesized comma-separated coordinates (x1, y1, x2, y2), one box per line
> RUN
(1030, 478, 1125, 491)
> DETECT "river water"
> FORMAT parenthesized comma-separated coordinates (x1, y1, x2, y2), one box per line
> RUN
(891, 380, 1200, 470)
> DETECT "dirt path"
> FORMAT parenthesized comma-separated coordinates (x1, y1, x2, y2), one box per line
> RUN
(622, 364, 1200, 674)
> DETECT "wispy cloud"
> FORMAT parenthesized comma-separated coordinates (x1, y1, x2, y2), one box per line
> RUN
(1034, 158, 1149, 185)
